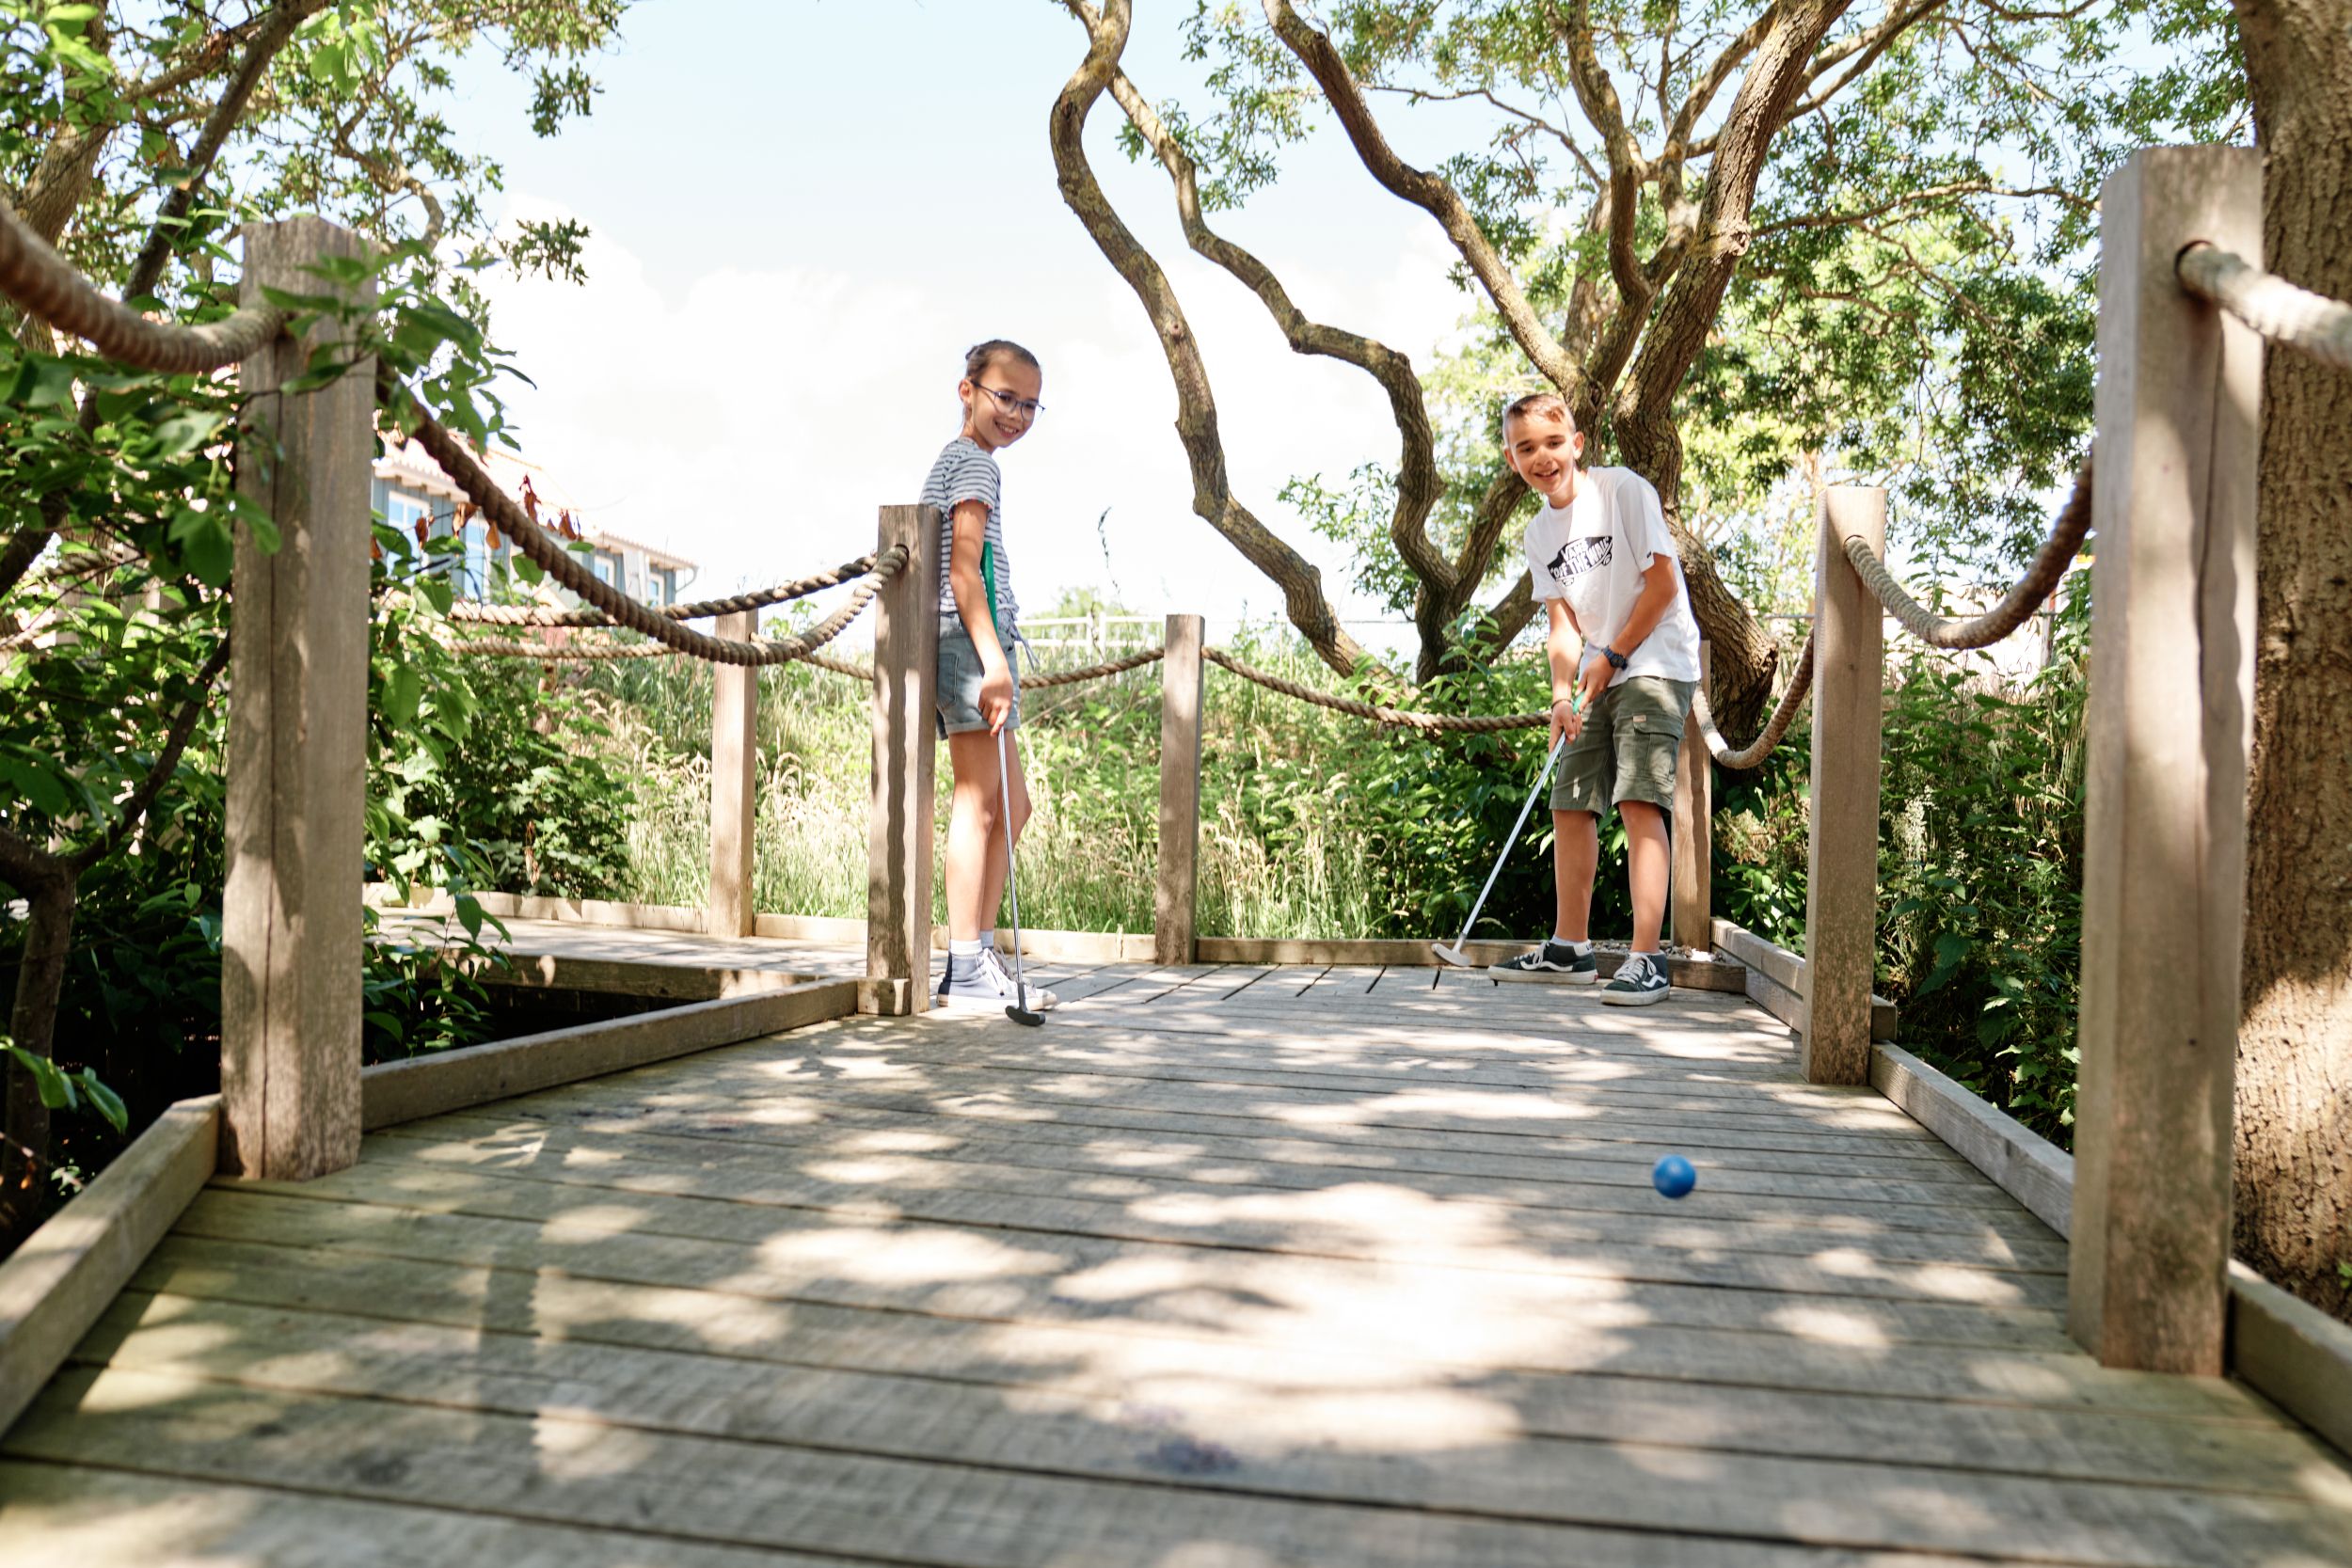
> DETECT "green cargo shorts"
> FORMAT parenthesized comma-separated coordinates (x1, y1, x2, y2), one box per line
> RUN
(1551, 674, 1696, 816)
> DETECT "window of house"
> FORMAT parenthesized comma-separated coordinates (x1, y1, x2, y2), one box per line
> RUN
(645, 571, 668, 608)
(592, 553, 615, 586)
(461, 517, 489, 597)
(386, 490, 430, 538)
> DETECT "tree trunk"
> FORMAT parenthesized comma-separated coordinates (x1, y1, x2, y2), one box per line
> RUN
(2232, 0, 2352, 1321)
(2, 869, 77, 1246)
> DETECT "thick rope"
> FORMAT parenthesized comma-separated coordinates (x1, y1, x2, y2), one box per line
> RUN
(444, 571, 883, 665)
(392, 381, 906, 667)
(0, 192, 284, 373)
(1692, 631, 1815, 770)
(1024, 646, 1167, 688)
(2179, 244, 2352, 372)
(1843, 459, 2094, 650)
(1203, 646, 1546, 733)
(448, 555, 883, 626)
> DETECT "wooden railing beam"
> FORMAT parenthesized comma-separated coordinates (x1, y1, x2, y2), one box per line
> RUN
(1802, 488, 1886, 1085)
(219, 217, 373, 1180)
(2069, 146, 2262, 1374)
(865, 505, 941, 1016)
(1155, 613, 1207, 966)
(708, 610, 758, 939)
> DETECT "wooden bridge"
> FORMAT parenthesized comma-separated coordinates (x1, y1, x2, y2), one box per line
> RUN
(8, 918, 2352, 1566)
(4, 150, 2351, 1565)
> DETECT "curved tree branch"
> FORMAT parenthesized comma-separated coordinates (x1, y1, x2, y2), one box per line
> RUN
(66, 634, 232, 874)
(1049, 0, 1374, 678)
(1263, 0, 1581, 398)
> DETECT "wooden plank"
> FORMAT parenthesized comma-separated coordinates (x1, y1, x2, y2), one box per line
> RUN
(1716, 918, 1899, 1038)
(707, 609, 758, 938)
(1672, 640, 1713, 951)
(0, 1097, 215, 1434)
(220, 217, 374, 1181)
(358, 979, 856, 1130)
(360, 1125, 2064, 1275)
(169, 1184, 2070, 1354)
(1153, 612, 1205, 964)
(130, 1230, 2276, 1418)
(1195, 936, 1746, 990)
(429, 1092, 2057, 1244)
(72, 1290, 2350, 1513)
(0, 1463, 860, 1568)
(2229, 1261, 2352, 1463)
(2071, 146, 2263, 1374)
(1802, 485, 1886, 1087)
(20, 1355, 2344, 1564)
(464, 952, 814, 1002)
(1873, 1042, 2075, 1239)
(863, 502, 940, 1016)
(218, 1157, 2065, 1311)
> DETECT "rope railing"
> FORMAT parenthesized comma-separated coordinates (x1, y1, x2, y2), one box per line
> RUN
(2178, 244, 2352, 372)
(1692, 631, 1815, 770)
(442, 564, 885, 667)
(0, 192, 284, 374)
(1842, 459, 2094, 651)
(1202, 646, 1547, 733)
(1025, 646, 1167, 687)
(390, 376, 907, 668)
(448, 555, 883, 626)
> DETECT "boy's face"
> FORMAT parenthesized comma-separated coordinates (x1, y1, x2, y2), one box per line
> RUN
(961, 359, 1043, 453)
(1503, 408, 1583, 506)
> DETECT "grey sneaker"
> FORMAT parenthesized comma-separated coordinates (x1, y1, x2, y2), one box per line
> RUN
(1600, 951, 1672, 1006)
(936, 948, 1058, 1011)
(1492, 941, 1599, 982)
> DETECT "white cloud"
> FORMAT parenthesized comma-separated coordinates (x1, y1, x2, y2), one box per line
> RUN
(478, 195, 1473, 646)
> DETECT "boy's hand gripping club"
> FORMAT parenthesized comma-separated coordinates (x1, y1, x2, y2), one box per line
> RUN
(1431, 693, 1578, 969)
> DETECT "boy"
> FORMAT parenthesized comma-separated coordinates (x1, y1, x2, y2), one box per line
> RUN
(1492, 393, 1704, 1006)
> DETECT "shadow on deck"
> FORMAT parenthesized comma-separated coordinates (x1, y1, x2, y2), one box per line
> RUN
(5, 928, 2350, 1566)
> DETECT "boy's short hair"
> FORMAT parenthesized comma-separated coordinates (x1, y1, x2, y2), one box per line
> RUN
(1501, 391, 1574, 433)
(965, 339, 1041, 381)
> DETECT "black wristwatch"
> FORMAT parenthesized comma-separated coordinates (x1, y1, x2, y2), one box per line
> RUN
(1595, 644, 1629, 671)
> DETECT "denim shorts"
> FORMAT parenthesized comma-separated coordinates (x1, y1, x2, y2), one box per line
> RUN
(936, 615, 1021, 737)
(1551, 675, 1695, 815)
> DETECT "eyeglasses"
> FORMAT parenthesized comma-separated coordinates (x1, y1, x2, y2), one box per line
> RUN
(974, 383, 1044, 421)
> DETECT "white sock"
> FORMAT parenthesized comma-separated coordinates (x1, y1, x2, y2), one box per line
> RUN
(949, 938, 982, 958)
(979, 931, 996, 951)
(1551, 937, 1593, 954)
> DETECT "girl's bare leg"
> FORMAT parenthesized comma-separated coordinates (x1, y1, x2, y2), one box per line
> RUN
(945, 728, 1032, 942)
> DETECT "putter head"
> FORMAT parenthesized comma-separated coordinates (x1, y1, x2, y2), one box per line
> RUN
(1005, 1002, 1044, 1027)
(1430, 942, 1477, 969)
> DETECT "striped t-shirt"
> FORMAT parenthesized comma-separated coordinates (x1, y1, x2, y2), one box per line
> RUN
(921, 436, 1016, 622)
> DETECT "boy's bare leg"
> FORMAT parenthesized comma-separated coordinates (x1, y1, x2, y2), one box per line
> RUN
(1621, 798, 1670, 949)
(945, 729, 1032, 942)
(1551, 808, 1600, 942)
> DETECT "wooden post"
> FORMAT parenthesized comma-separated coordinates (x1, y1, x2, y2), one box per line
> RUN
(1671, 641, 1712, 954)
(220, 217, 373, 1180)
(708, 611, 758, 938)
(2069, 147, 2261, 1374)
(866, 505, 941, 1015)
(1802, 488, 1886, 1085)
(1154, 613, 1206, 965)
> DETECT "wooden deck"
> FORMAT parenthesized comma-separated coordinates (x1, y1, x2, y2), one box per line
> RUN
(5, 940, 2350, 1566)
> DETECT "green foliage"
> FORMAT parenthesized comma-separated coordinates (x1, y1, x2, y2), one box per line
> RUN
(2, 1037, 125, 1134)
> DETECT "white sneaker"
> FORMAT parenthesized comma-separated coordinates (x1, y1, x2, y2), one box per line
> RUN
(936, 947, 1058, 1011)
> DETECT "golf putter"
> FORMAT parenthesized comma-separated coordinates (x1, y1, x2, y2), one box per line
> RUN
(1431, 700, 1576, 969)
(994, 725, 1043, 1026)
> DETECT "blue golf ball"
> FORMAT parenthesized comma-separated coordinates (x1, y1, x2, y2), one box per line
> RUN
(1652, 1154, 1697, 1199)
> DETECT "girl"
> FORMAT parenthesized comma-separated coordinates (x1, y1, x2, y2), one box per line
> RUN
(924, 340, 1057, 1009)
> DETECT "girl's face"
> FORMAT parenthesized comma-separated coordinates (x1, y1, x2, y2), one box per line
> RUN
(960, 358, 1044, 453)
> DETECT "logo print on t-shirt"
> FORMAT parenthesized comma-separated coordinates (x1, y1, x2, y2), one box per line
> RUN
(1544, 535, 1612, 596)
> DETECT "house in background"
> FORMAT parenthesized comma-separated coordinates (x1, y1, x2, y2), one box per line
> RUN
(372, 437, 696, 607)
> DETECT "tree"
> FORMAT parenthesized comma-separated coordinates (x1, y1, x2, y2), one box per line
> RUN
(1049, 0, 2237, 719)
(2230, 0, 2351, 1321)
(0, 0, 630, 1240)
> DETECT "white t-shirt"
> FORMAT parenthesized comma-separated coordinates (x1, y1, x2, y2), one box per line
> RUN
(1523, 466, 1703, 684)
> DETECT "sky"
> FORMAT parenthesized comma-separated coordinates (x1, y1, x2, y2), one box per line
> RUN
(440, 3, 1493, 650)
